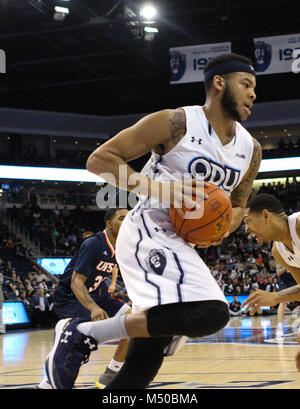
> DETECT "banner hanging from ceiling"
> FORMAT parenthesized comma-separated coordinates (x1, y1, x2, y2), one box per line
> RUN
(253, 33, 300, 75)
(169, 41, 231, 84)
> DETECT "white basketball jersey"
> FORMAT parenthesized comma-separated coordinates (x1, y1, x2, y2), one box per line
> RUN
(275, 212, 300, 268)
(118, 105, 258, 311)
(136, 105, 254, 217)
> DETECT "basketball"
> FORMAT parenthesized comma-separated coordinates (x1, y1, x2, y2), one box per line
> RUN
(169, 182, 232, 246)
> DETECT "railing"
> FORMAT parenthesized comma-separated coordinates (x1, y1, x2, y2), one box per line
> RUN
(3, 191, 97, 206)
(4, 212, 52, 258)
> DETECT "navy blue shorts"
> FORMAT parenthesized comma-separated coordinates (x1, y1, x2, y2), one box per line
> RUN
(278, 272, 297, 291)
(53, 281, 125, 320)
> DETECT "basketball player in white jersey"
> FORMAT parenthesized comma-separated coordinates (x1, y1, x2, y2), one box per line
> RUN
(241, 193, 300, 313)
(241, 193, 300, 371)
(46, 53, 262, 389)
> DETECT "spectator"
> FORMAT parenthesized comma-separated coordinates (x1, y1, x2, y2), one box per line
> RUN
(227, 278, 239, 295)
(53, 206, 61, 218)
(250, 275, 259, 291)
(18, 289, 31, 317)
(242, 278, 252, 295)
(30, 287, 50, 328)
(229, 296, 242, 316)
(39, 279, 50, 292)
(45, 287, 58, 327)
(259, 277, 269, 291)
(27, 187, 40, 207)
(35, 270, 50, 284)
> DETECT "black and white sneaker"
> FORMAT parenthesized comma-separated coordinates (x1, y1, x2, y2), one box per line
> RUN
(45, 318, 98, 389)
(37, 318, 72, 389)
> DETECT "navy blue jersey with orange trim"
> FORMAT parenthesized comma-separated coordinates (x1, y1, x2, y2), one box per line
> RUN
(57, 230, 117, 298)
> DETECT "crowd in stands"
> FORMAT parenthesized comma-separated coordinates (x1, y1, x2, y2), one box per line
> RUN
(262, 137, 300, 159)
(7, 177, 300, 256)
(4, 184, 97, 207)
(0, 213, 131, 329)
(256, 177, 300, 212)
(8, 202, 100, 255)
(1, 140, 89, 169)
(0, 217, 59, 328)
(3, 135, 300, 167)
(2, 177, 300, 329)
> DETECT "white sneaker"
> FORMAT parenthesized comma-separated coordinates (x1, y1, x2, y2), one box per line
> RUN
(163, 336, 188, 356)
(36, 376, 53, 389)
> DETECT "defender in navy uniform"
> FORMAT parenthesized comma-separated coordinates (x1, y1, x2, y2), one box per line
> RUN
(38, 208, 130, 389)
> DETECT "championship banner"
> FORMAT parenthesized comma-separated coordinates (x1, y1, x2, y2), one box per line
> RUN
(254, 33, 300, 75)
(170, 42, 231, 84)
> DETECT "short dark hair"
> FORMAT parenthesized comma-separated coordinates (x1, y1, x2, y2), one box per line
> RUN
(104, 208, 127, 223)
(203, 53, 253, 92)
(247, 194, 285, 215)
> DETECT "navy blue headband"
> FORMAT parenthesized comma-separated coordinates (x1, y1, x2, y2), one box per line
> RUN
(204, 61, 256, 82)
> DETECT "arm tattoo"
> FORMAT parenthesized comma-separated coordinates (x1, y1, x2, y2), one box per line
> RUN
(168, 109, 186, 147)
(230, 138, 262, 208)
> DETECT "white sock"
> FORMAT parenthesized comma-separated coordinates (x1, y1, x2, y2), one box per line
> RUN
(277, 322, 283, 330)
(77, 315, 128, 344)
(108, 359, 124, 372)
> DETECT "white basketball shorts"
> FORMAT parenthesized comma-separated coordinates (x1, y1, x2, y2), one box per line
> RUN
(115, 208, 227, 313)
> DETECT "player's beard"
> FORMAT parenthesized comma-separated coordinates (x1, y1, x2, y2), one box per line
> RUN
(221, 83, 242, 122)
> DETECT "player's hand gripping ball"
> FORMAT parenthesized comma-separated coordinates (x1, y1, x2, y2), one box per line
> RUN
(169, 182, 232, 246)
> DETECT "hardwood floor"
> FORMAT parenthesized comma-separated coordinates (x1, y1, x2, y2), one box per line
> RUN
(1, 314, 300, 390)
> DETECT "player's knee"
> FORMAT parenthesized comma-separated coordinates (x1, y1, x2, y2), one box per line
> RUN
(183, 302, 229, 338)
(147, 300, 229, 338)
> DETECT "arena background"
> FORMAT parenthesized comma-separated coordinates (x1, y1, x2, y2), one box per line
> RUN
(0, 0, 300, 391)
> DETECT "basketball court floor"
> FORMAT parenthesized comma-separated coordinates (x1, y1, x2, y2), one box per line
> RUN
(1, 314, 300, 389)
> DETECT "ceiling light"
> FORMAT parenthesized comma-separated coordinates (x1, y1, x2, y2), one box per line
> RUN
(54, 6, 69, 14)
(140, 4, 157, 20)
(53, 5, 69, 21)
(144, 26, 158, 33)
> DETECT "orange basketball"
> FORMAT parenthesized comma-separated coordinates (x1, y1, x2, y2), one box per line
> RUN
(169, 182, 232, 246)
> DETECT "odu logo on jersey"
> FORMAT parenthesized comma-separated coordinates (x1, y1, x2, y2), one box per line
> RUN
(254, 41, 272, 72)
(188, 156, 241, 191)
(170, 50, 186, 82)
(145, 249, 167, 275)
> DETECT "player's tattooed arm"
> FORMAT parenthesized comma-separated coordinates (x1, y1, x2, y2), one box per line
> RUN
(229, 138, 262, 232)
(153, 108, 186, 154)
(230, 138, 262, 208)
(168, 109, 187, 147)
